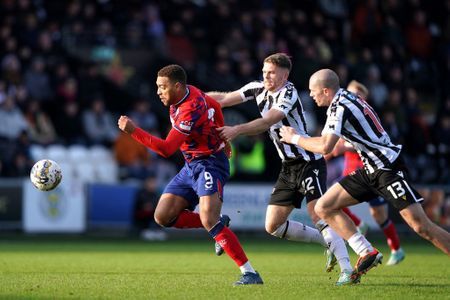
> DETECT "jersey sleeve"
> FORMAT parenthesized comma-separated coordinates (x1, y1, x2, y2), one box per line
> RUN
(131, 127, 186, 158)
(321, 103, 345, 137)
(238, 81, 264, 102)
(272, 86, 297, 116)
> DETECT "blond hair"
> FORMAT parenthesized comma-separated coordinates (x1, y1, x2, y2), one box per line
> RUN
(347, 80, 369, 99)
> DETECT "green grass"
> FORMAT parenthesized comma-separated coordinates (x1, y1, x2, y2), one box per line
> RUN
(0, 236, 449, 299)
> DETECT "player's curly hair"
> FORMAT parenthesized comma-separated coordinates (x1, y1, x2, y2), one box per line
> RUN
(157, 64, 187, 85)
(264, 53, 292, 72)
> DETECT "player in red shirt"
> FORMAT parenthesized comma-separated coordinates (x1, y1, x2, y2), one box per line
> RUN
(328, 80, 405, 266)
(117, 64, 262, 285)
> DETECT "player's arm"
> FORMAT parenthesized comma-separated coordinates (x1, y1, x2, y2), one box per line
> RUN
(280, 126, 340, 155)
(329, 138, 355, 157)
(218, 108, 284, 141)
(207, 90, 243, 108)
(118, 115, 186, 158)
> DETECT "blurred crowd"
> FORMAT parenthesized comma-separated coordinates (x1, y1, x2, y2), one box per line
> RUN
(0, 0, 449, 184)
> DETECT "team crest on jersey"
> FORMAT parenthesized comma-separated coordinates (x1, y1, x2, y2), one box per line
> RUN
(208, 108, 215, 120)
(180, 120, 193, 131)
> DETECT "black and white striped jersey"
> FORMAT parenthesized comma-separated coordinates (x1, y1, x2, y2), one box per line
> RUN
(322, 88, 402, 173)
(239, 80, 322, 162)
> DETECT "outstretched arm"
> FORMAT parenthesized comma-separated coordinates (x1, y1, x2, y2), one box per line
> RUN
(118, 115, 186, 158)
(217, 109, 285, 141)
(207, 90, 243, 108)
(279, 125, 340, 155)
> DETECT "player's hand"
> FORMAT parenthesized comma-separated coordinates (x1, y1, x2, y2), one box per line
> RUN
(118, 115, 136, 134)
(279, 125, 298, 144)
(217, 126, 239, 142)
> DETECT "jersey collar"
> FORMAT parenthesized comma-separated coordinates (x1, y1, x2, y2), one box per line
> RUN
(173, 86, 190, 107)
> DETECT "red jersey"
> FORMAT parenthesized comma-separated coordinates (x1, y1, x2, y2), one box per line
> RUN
(169, 85, 225, 161)
(130, 85, 225, 162)
(343, 150, 364, 176)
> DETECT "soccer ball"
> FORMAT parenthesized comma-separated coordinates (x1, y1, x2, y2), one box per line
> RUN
(30, 159, 62, 191)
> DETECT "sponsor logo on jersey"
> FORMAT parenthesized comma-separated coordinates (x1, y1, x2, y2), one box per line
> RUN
(179, 120, 193, 131)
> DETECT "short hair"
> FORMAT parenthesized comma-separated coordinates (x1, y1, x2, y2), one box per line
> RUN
(311, 69, 340, 91)
(347, 80, 369, 99)
(157, 64, 187, 85)
(264, 53, 292, 72)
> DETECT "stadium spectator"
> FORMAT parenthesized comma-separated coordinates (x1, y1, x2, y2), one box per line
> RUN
(24, 56, 52, 102)
(0, 96, 29, 140)
(114, 130, 153, 180)
(128, 99, 158, 132)
(55, 102, 86, 145)
(82, 97, 118, 146)
(117, 64, 263, 286)
(24, 100, 57, 145)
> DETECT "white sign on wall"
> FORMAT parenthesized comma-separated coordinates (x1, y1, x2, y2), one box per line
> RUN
(23, 178, 86, 233)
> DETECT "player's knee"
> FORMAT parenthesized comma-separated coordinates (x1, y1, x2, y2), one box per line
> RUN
(267, 222, 287, 238)
(314, 202, 327, 219)
(154, 212, 171, 227)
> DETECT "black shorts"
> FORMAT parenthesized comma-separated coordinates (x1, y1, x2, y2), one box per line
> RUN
(339, 156, 423, 210)
(269, 157, 327, 208)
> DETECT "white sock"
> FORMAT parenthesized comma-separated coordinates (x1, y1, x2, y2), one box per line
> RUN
(239, 261, 256, 274)
(320, 225, 353, 271)
(272, 220, 327, 247)
(348, 232, 374, 256)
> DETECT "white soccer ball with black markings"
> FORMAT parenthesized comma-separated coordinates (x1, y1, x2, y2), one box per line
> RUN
(30, 159, 62, 191)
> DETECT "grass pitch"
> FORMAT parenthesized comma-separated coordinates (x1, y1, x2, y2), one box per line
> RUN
(0, 235, 449, 300)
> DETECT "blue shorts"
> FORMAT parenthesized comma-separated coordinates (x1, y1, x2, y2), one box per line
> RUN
(369, 197, 387, 207)
(163, 151, 229, 210)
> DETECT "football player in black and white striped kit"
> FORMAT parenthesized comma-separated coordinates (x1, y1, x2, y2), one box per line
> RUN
(208, 53, 356, 285)
(280, 69, 450, 280)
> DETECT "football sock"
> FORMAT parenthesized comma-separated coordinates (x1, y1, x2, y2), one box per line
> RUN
(209, 221, 249, 268)
(380, 219, 401, 251)
(348, 232, 374, 256)
(271, 220, 327, 247)
(239, 261, 256, 274)
(342, 207, 361, 226)
(171, 210, 203, 229)
(316, 220, 352, 271)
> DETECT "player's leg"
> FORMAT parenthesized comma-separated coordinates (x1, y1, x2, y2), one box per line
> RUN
(315, 180, 382, 277)
(342, 207, 370, 235)
(265, 204, 326, 245)
(300, 158, 354, 283)
(194, 151, 263, 285)
(154, 193, 202, 228)
(199, 192, 263, 285)
(342, 207, 361, 226)
(377, 167, 450, 255)
(154, 166, 203, 229)
(308, 200, 353, 275)
(369, 200, 404, 265)
(400, 203, 450, 255)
